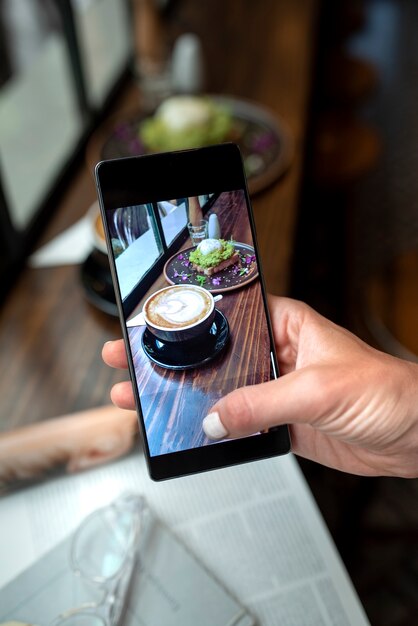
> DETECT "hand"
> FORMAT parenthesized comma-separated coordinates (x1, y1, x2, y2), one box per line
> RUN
(102, 297, 418, 478)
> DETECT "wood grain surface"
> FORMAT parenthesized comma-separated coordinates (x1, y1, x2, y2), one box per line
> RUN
(0, 0, 318, 431)
(129, 281, 271, 455)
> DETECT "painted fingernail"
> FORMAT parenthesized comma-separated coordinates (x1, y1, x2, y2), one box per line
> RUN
(202, 412, 229, 440)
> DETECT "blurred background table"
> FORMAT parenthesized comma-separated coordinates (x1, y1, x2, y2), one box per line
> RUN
(0, 0, 318, 432)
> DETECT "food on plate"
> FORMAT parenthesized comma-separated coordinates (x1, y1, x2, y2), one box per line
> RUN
(139, 96, 232, 151)
(189, 238, 240, 276)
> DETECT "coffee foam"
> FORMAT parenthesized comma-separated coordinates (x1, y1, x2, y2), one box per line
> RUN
(145, 287, 212, 329)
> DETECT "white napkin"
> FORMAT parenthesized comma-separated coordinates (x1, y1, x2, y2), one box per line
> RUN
(28, 212, 95, 268)
(126, 311, 146, 327)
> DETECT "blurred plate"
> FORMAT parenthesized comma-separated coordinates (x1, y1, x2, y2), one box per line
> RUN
(87, 95, 294, 194)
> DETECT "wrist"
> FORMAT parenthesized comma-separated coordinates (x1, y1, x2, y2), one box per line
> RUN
(394, 358, 418, 477)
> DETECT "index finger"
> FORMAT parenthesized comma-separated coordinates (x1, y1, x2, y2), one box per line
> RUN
(102, 339, 129, 370)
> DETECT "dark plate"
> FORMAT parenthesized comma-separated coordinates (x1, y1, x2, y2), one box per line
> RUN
(141, 309, 229, 370)
(163, 242, 258, 294)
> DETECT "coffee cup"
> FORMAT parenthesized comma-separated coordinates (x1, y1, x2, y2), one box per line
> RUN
(88, 201, 108, 255)
(142, 284, 216, 342)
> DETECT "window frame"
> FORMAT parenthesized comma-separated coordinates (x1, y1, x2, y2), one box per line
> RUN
(121, 194, 219, 317)
(0, 0, 134, 303)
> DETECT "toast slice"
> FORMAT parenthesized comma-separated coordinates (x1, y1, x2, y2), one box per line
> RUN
(192, 251, 241, 276)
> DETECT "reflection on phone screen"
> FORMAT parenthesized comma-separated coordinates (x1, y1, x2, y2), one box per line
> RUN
(106, 189, 274, 457)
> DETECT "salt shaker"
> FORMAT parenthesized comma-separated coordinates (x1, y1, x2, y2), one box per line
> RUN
(171, 33, 205, 94)
(208, 214, 221, 239)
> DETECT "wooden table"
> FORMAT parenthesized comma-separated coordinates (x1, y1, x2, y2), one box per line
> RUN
(0, 0, 318, 432)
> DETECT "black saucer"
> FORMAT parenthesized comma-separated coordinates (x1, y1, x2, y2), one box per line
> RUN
(141, 310, 230, 370)
(80, 249, 118, 317)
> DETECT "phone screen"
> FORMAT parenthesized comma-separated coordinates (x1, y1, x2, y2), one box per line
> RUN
(97, 145, 290, 479)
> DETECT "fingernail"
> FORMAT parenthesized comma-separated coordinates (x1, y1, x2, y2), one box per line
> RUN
(202, 412, 229, 440)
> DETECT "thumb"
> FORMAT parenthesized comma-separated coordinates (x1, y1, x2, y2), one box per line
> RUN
(202, 367, 332, 440)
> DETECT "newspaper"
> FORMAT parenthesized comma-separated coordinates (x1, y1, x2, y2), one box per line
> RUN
(0, 452, 370, 625)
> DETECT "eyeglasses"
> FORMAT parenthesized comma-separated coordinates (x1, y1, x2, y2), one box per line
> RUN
(50, 493, 145, 626)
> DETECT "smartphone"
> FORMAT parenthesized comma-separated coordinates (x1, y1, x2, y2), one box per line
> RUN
(95, 143, 290, 480)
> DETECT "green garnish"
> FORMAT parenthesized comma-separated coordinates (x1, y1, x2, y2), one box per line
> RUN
(196, 275, 207, 286)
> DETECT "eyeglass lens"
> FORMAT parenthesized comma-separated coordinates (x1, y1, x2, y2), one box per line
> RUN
(72, 503, 139, 582)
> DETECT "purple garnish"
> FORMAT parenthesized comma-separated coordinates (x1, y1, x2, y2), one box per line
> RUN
(251, 131, 276, 152)
(128, 138, 143, 154)
(212, 276, 222, 286)
(114, 123, 132, 140)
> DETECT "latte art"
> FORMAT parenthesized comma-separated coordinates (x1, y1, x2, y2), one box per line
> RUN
(145, 286, 212, 329)
(157, 292, 205, 324)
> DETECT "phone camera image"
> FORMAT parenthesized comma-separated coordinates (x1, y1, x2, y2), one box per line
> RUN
(96, 146, 290, 478)
(112, 189, 268, 455)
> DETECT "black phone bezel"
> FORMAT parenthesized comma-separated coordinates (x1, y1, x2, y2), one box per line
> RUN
(95, 143, 291, 480)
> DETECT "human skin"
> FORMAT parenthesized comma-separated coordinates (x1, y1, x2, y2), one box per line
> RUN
(0, 406, 138, 488)
(102, 296, 418, 478)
